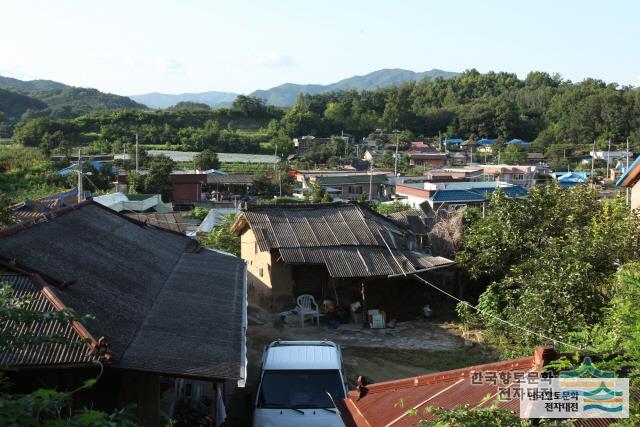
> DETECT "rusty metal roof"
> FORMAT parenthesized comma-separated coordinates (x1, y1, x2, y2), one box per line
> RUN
(0, 274, 103, 368)
(339, 348, 618, 427)
(233, 203, 453, 278)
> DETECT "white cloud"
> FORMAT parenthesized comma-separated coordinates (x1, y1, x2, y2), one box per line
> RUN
(159, 57, 183, 74)
(249, 51, 294, 68)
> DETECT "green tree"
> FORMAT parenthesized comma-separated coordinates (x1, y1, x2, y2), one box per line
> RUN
(200, 214, 240, 256)
(458, 185, 640, 352)
(144, 155, 175, 199)
(193, 149, 220, 170)
(0, 194, 17, 228)
(501, 143, 527, 165)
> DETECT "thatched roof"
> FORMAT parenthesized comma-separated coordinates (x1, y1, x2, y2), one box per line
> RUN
(0, 202, 246, 381)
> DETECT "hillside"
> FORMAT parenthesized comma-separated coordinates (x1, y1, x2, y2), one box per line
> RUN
(32, 87, 146, 118)
(0, 75, 146, 121)
(130, 91, 238, 109)
(0, 88, 47, 121)
(0, 75, 69, 92)
(250, 68, 459, 106)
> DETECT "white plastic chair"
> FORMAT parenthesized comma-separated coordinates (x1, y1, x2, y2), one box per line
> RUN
(296, 294, 320, 328)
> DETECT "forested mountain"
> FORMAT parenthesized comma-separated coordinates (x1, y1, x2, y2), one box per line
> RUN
(0, 75, 69, 92)
(129, 68, 459, 108)
(7, 69, 640, 173)
(130, 91, 238, 109)
(30, 87, 146, 118)
(249, 68, 458, 106)
(0, 75, 146, 123)
(0, 88, 47, 121)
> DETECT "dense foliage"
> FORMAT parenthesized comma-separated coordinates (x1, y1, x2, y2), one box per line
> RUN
(4, 69, 639, 173)
(199, 213, 240, 256)
(458, 184, 640, 353)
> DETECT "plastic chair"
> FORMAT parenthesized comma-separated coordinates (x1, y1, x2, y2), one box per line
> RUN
(296, 294, 320, 327)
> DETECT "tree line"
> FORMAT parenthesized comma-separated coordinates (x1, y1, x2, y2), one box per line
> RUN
(4, 70, 640, 165)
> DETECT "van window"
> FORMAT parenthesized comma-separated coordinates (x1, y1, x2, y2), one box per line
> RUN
(257, 370, 344, 409)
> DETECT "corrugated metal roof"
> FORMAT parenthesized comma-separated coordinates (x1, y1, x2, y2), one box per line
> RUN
(0, 274, 97, 367)
(235, 203, 453, 278)
(339, 350, 618, 427)
(340, 356, 536, 427)
(316, 174, 388, 186)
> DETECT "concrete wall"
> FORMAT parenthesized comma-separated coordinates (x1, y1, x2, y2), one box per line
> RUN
(240, 228, 295, 310)
(632, 181, 640, 211)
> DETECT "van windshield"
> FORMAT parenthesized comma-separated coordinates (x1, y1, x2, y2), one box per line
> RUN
(257, 369, 345, 409)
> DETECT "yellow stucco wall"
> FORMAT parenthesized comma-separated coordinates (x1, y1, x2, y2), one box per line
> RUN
(240, 228, 295, 310)
(632, 182, 640, 211)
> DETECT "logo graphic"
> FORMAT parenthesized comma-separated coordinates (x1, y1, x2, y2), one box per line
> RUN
(520, 357, 629, 419)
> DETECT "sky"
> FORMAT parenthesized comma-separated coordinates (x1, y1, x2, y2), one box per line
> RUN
(2, 0, 640, 95)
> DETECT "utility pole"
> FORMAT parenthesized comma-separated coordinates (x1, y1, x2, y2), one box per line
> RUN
(626, 137, 630, 205)
(590, 139, 596, 189)
(393, 129, 400, 177)
(135, 132, 139, 174)
(606, 139, 611, 173)
(368, 162, 373, 202)
(77, 148, 83, 204)
(274, 143, 278, 172)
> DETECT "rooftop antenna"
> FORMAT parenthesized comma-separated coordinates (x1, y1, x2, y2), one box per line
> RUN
(77, 148, 83, 204)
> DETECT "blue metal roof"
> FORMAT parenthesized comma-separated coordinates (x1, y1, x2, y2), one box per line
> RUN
(507, 139, 531, 145)
(616, 155, 640, 187)
(430, 185, 528, 203)
(477, 138, 496, 145)
(58, 160, 116, 176)
(445, 138, 464, 143)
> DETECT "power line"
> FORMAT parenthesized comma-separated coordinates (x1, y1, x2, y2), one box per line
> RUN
(410, 273, 584, 352)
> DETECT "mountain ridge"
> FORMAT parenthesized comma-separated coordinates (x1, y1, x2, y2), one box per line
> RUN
(130, 68, 459, 108)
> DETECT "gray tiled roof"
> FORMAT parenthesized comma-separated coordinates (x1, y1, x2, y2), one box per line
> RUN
(0, 203, 246, 380)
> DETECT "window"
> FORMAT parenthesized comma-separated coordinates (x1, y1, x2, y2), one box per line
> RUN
(258, 267, 264, 277)
(513, 174, 525, 181)
(348, 185, 363, 195)
(257, 370, 345, 409)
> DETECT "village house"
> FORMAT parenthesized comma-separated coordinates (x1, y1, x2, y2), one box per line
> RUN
(616, 156, 640, 209)
(408, 151, 448, 168)
(0, 201, 247, 427)
(553, 171, 590, 188)
(230, 202, 453, 318)
(395, 181, 528, 211)
(296, 170, 390, 200)
(293, 135, 332, 155)
(9, 188, 92, 223)
(117, 169, 252, 204)
(362, 148, 382, 163)
(468, 164, 538, 188)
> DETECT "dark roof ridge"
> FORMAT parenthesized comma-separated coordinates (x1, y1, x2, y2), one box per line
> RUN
(243, 202, 347, 211)
(1, 198, 193, 242)
(0, 199, 94, 239)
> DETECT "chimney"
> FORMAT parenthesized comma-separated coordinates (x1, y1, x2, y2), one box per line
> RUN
(534, 346, 558, 372)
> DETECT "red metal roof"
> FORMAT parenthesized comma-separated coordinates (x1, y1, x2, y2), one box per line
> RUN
(339, 347, 617, 427)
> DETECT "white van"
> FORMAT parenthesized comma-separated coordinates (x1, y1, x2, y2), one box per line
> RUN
(253, 341, 348, 427)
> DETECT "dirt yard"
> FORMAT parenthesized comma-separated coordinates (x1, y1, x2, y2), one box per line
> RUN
(222, 311, 498, 426)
